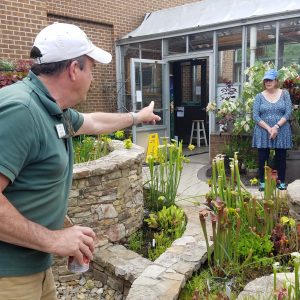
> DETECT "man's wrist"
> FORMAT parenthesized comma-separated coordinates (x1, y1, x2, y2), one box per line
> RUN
(274, 124, 280, 130)
(130, 112, 138, 126)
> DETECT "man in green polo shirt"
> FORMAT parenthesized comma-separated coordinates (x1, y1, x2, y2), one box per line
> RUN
(0, 23, 160, 300)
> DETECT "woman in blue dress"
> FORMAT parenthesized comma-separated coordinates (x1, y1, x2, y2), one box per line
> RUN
(252, 69, 293, 191)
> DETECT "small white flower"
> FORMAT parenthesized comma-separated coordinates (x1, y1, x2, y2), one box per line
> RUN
(291, 252, 300, 258)
(244, 124, 250, 132)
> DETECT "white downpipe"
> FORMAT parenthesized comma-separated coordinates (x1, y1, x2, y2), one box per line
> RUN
(250, 26, 257, 67)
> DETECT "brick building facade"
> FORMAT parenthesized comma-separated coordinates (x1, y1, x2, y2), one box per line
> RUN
(0, 0, 199, 112)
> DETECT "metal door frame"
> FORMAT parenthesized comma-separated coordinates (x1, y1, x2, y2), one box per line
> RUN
(130, 58, 169, 144)
(163, 52, 215, 136)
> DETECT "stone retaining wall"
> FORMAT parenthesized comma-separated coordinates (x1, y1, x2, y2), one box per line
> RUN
(53, 140, 145, 282)
(287, 180, 300, 222)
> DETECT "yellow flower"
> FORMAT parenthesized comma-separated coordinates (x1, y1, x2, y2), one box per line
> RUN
(249, 177, 258, 185)
(280, 216, 290, 225)
(158, 196, 165, 202)
(114, 130, 125, 139)
(289, 218, 296, 227)
(123, 138, 132, 149)
(188, 144, 195, 151)
(183, 157, 190, 163)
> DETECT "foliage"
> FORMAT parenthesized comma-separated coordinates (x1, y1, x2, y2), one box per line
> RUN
(147, 231, 172, 261)
(272, 253, 300, 300)
(197, 152, 300, 298)
(216, 81, 239, 127)
(185, 145, 298, 298)
(0, 59, 32, 88)
(236, 62, 300, 135)
(282, 75, 300, 105)
(210, 61, 300, 136)
(179, 267, 230, 299)
(73, 135, 111, 163)
(129, 205, 186, 262)
(244, 157, 258, 170)
(0, 60, 15, 71)
(237, 232, 274, 266)
(123, 138, 133, 149)
(271, 216, 298, 256)
(222, 135, 257, 169)
(206, 102, 217, 113)
(145, 139, 188, 211)
(145, 205, 186, 239)
(127, 231, 143, 252)
(145, 205, 186, 261)
(113, 130, 125, 140)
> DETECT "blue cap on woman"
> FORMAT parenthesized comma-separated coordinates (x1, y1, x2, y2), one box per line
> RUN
(263, 69, 278, 80)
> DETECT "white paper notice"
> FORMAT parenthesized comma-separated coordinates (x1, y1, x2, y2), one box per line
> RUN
(177, 107, 184, 117)
(196, 86, 201, 95)
(136, 90, 142, 103)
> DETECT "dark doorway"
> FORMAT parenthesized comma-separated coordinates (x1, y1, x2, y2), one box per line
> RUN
(172, 58, 209, 144)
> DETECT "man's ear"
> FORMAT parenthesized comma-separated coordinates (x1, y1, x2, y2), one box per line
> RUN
(67, 60, 79, 81)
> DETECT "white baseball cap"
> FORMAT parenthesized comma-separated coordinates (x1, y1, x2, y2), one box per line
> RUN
(33, 23, 112, 64)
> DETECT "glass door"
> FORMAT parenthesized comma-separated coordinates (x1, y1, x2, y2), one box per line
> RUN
(172, 58, 209, 144)
(130, 58, 169, 149)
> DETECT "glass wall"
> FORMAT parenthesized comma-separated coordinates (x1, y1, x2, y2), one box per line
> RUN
(123, 43, 140, 110)
(255, 22, 276, 64)
(216, 27, 242, 108)
(167, 36, 186, 55)
(278, 18, 300, 67)
(133, 62, 163, 122)
(119, 13, 300, 135)
(141, 40, 162, 60)
(188, 31, 213, 52)
(217, 27, 243, 84)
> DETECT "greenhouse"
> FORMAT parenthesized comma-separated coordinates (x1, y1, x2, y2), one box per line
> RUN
(116, 0, 300, 150)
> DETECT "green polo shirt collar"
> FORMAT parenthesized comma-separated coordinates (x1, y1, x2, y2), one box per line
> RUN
(23, 71, 63, 117)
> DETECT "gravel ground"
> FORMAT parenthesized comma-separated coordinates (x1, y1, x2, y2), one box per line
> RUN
(56, 273, 123, 300)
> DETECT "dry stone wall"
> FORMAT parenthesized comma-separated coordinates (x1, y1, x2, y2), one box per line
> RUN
(53, 140, 145, 281)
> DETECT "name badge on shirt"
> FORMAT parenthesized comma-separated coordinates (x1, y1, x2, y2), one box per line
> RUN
(55, 123, 66, 138)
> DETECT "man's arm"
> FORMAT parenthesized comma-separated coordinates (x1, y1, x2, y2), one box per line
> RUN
(76, 101, 161, 135)
(0, 174, 95, 264)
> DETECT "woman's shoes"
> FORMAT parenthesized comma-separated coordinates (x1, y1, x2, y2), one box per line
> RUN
(259, 182, 287, 191)
(259, 182, 265, 191)
(277, 182, 287, 190)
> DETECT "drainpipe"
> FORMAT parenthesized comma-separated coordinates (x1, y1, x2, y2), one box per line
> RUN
(250, 26, 257, 67)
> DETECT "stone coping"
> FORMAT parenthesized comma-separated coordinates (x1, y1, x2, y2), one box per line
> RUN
(73, 140, 145, 179)
(93, 202, 212, 300)
(92, 180, 300, 299)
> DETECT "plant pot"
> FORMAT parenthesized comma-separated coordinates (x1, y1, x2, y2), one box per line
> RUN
(246, 168, 259, 178)
(286, 150, 300, 184)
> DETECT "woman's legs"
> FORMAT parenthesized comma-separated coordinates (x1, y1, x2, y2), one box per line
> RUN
(274, 148, 287, 183)
(258, 148, 270, 182)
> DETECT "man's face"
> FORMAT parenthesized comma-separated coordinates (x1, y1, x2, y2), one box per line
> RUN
(74, 56, 95, 104)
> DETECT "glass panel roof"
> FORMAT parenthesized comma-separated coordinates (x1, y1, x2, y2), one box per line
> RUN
(122, 0, 300, 40)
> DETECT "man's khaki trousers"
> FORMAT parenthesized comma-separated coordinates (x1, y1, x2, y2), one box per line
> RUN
(0, 268, 57, 300)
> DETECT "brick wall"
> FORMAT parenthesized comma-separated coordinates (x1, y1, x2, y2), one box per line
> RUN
(0, 1, 47, 59)
(209, 132, 232, 161)
(0, 0, 200, 112)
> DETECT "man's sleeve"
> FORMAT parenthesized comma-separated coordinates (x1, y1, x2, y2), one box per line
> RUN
(0, 102, 38, 182)
(68, 108, 84, 133)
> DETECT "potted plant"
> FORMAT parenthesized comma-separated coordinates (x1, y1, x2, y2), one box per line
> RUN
(282, 71, 300, 183)
(216, 81, 238, 132)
